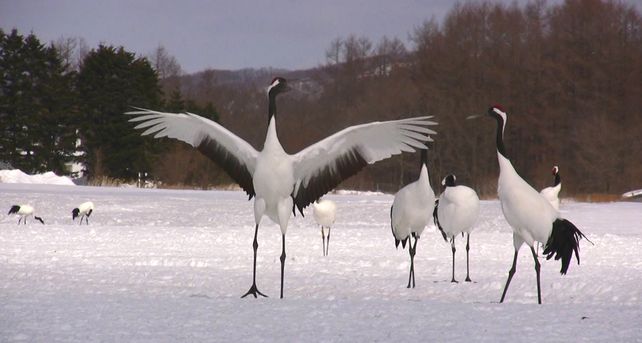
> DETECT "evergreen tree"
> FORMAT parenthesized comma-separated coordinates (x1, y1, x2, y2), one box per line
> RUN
(0, 29, 77, 174)
(76, 45, 161, 180)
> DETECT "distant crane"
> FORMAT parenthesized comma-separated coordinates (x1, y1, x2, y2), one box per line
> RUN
(312, 199, 337, 256)
(129, 77, 437, 298)
(72, 201, 94, 225)
(8, 205, 44, 225)
(473, 105, 590, 304)
(390, 148, 435, 288)
(540, 166, 561, 211)
(622, 189, 642, 198)
(433, 174, 480, 283)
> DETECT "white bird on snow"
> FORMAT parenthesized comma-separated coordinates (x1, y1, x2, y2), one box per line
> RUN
(72, 201, 94, 225)
(473, 104, 590, 304)
(8, 205, 44, 225)
(390, 148, 435, 288)
(312, 198, 337, 256)
(128, 77, 437, 298)
(433, 174, 480, 283)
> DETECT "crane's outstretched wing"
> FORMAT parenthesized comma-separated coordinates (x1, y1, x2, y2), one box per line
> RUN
(127, 108, 259, 199)
(291, 116, 437, 214)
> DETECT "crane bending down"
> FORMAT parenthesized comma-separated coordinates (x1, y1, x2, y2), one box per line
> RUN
(128, 77, 438, 298)
(8, 205, 44, 225)
(72, 201, 94, 225)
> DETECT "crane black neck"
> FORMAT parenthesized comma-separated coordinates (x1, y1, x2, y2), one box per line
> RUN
(268, 92, 277, 120)
(493, 114, 508, 158)
(554, 172, 561, 186)
(420, 148, 428, 167)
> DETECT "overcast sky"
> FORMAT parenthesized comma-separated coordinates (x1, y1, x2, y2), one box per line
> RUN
(2, 0, 641, 73)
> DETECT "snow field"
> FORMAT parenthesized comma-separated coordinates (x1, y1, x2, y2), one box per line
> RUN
(0, 183, 641, 342)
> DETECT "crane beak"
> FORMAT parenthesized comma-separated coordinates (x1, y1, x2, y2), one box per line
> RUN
(466, 114, 482, 120)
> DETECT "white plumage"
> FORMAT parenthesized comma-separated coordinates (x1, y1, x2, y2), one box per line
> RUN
(72, 201, 94, 225)
(540, 166, 561, 211)
(8, 204, 44, 225)
(312, 199, 337, 256)
(128, 77, 438, 298)
(483, 105, 588, 304)
(390, 150, 435, 288)
(433, 174, 480, 282)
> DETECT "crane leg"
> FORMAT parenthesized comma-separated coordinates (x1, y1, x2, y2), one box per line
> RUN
(321, 227, 326, 256)
(407, 235, 418, 288)
(531, 246, 542, 304)
(412, 237, 418, 288)
(451, 237, 458, 283)
(326, 227, 331, 256)
(280, 233, 286, 299)
(242, 224, 267, 298)
(407, 236, 414, 288)
(465, 233, 472, 282)
(500, 249, 519, 303)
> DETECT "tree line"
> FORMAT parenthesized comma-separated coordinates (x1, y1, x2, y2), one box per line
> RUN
(1, 0, 640, 196)
(0, 30, 217, 184)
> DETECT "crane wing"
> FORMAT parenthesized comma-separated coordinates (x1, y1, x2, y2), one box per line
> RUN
(127, 108, 259, 199)
(291, 116, 437, 213)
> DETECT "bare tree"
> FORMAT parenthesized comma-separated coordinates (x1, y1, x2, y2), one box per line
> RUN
(52, 36, 89, 71)
(148, 45, 182, 92)
(325, 37, 343, 65)
(375, 36, 407, 76)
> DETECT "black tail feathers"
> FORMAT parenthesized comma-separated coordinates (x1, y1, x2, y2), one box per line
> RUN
(393, 237, 409, 249)
(432, 199, 448, 242)
(8, 205, 20, 215)
(543, 218, 591, 275)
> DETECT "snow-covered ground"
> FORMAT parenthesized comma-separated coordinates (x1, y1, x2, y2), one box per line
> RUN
(1, 183, 641, 342)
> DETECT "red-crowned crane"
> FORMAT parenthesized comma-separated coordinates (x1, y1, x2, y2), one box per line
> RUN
(433, 174, 480, 283)
(313, 199, 337, 256)
(390, 148, 435, 288)
(128, 77, 437, 298)
(475, 105, 590, 304)
(72, 201, 94, 225)
(8, 205, 44, 225)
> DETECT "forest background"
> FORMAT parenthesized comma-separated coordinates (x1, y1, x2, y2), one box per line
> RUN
(1, 0, 640, 197)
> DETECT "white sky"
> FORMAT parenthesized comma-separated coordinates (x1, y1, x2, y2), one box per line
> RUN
(1, 0, 640, 73)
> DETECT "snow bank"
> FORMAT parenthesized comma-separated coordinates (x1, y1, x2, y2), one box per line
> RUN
(0, 169, 75, 186)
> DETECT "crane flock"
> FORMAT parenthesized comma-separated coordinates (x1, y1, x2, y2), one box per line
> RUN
(125, 78, 591, 303)
(5, 77, 594, 304)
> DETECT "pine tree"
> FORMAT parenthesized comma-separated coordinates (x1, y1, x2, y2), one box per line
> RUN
(76, 45, 161, 180)
(0, 29, 77, 174)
